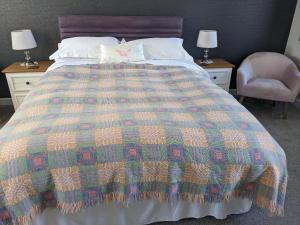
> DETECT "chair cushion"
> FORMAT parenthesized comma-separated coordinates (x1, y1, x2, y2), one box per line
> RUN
(242, 78, 294, 102)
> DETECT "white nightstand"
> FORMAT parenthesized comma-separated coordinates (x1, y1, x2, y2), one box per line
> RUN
(2, 61, 53, 110)
(195, 58, 235, 92)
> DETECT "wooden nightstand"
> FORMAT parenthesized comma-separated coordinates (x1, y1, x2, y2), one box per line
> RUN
(2, 61, 53, 110)
(195, 58, 235, 92)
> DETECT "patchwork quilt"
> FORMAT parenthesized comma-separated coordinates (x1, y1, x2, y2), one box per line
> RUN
(0, 64, 287, 225)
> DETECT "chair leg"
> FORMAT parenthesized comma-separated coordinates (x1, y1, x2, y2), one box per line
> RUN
(283, 102, 289, 120)
(239, 96, 245, 104)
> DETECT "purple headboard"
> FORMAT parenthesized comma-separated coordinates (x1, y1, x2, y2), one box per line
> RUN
(58, 15, 183, 40)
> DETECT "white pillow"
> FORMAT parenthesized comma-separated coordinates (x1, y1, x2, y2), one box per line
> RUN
(49, 37, 120, 60)
(124, 38, 193, 61)
(100, 43, 145, 64)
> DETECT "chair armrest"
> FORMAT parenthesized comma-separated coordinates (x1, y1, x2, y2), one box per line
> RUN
(285, 68, 300, 97)
(236, 60, 255, 94)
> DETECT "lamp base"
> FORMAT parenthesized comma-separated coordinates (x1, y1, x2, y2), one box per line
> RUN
(20, 61, 39, 69)
(20, 50, 39, 69)
(200, 59, 214, 64)
(200, 48, 214, 64)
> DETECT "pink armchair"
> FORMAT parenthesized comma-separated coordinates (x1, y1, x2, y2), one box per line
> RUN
(237, 52, 300, 119)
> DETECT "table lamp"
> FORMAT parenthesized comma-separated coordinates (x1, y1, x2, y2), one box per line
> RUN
(11, 29, 38, 68)
(197, 30, 218, 64)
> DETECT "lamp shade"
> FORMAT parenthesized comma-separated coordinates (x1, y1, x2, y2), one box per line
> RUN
(11, 29, 37, 50)
(197, 30, 218, 48)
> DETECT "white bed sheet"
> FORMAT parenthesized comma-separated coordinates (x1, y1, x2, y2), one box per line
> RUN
(33, 199, 252, 225)
(47, 58, 210, 79)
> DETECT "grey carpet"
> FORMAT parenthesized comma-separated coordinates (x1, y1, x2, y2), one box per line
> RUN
(0, 100, 299, 225)
(0, 104, 14, 129)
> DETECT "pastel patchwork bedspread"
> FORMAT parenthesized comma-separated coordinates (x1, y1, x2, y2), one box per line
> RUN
(0, 64, 287, 224)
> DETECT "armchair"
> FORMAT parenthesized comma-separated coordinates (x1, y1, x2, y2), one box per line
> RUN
(237, 52, 300, 119)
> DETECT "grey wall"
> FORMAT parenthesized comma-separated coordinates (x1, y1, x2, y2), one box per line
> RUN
(286, 0, 300, 69)
(0, 0, 297, 98)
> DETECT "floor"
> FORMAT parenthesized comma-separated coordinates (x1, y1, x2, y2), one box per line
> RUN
(0, 100, 299, 225)
(0, 104, 14, 128)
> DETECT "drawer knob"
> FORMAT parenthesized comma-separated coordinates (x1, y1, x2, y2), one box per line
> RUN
(213, 76, 217, 79)
(26, 81, 30, 85)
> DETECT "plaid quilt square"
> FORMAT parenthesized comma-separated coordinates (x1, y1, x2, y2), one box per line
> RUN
(47, 132, 77, 151)
(239, 111, 258, 122)
(80, 166, 99, 188)
(134, 112, 157, 121)
(95, 127, 123, 146)
(171, 113, 194, 122)
(0, 138, 28, 161)
(224, 165, 250, 184)
(193, 98, 214, 106)
(11, 121, 39, 134)
(141, 161, 168, 183)
(76, 147, 97, 165)
(221, 129, 248, 150)
(259, 166, 280, 188)
(204, 111, 231, 122)
(51, 166, 81, 191)
(97, 162, 125, 185)
(181, 128, 208, 147)
(177, 81, 195, 89)
(61, 104, 84, 114)
(255, 132, 275, 152)
(28, 152, 48, 172)
(163, 102, 183, 109)
(183, 163, 209, 184)
(128, 92, 146, 98)
(24, 105, 48, 117)
(96, 113, 119, 122)
(139, 126, 166, 145)
(1, 174, 36, 206)
(54, 117, 80, 125)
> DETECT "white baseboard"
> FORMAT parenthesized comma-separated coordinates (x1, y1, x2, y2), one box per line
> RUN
(0, 98, 13, 106)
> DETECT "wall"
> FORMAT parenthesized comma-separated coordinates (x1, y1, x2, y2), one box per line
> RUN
(0, 0, 297, 98)
(285, 0, 300, 106)
(285, 0, 300, 68)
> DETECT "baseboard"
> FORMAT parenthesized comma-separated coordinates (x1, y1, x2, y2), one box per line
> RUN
(0, 98, 13, 106)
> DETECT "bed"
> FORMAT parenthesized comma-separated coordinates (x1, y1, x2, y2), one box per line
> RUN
(0, 16, 287, 225)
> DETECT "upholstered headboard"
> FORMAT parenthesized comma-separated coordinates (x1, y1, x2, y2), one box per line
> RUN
(58, 15, 183, 40)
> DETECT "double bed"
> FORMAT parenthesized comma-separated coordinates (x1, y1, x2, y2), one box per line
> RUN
(0, 16, 287, 225)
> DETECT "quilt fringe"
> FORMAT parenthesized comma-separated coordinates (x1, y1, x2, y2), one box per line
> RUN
(15, 205, 42, 225)
(13, 191, 284, 225)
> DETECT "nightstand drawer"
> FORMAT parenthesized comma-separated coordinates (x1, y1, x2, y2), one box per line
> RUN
(208, 71, 229, 85)
(9, 73, 43, 91)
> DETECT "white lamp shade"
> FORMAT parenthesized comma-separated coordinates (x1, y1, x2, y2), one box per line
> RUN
(197, 30, 218, 48)
(11, 29, 37, 50)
